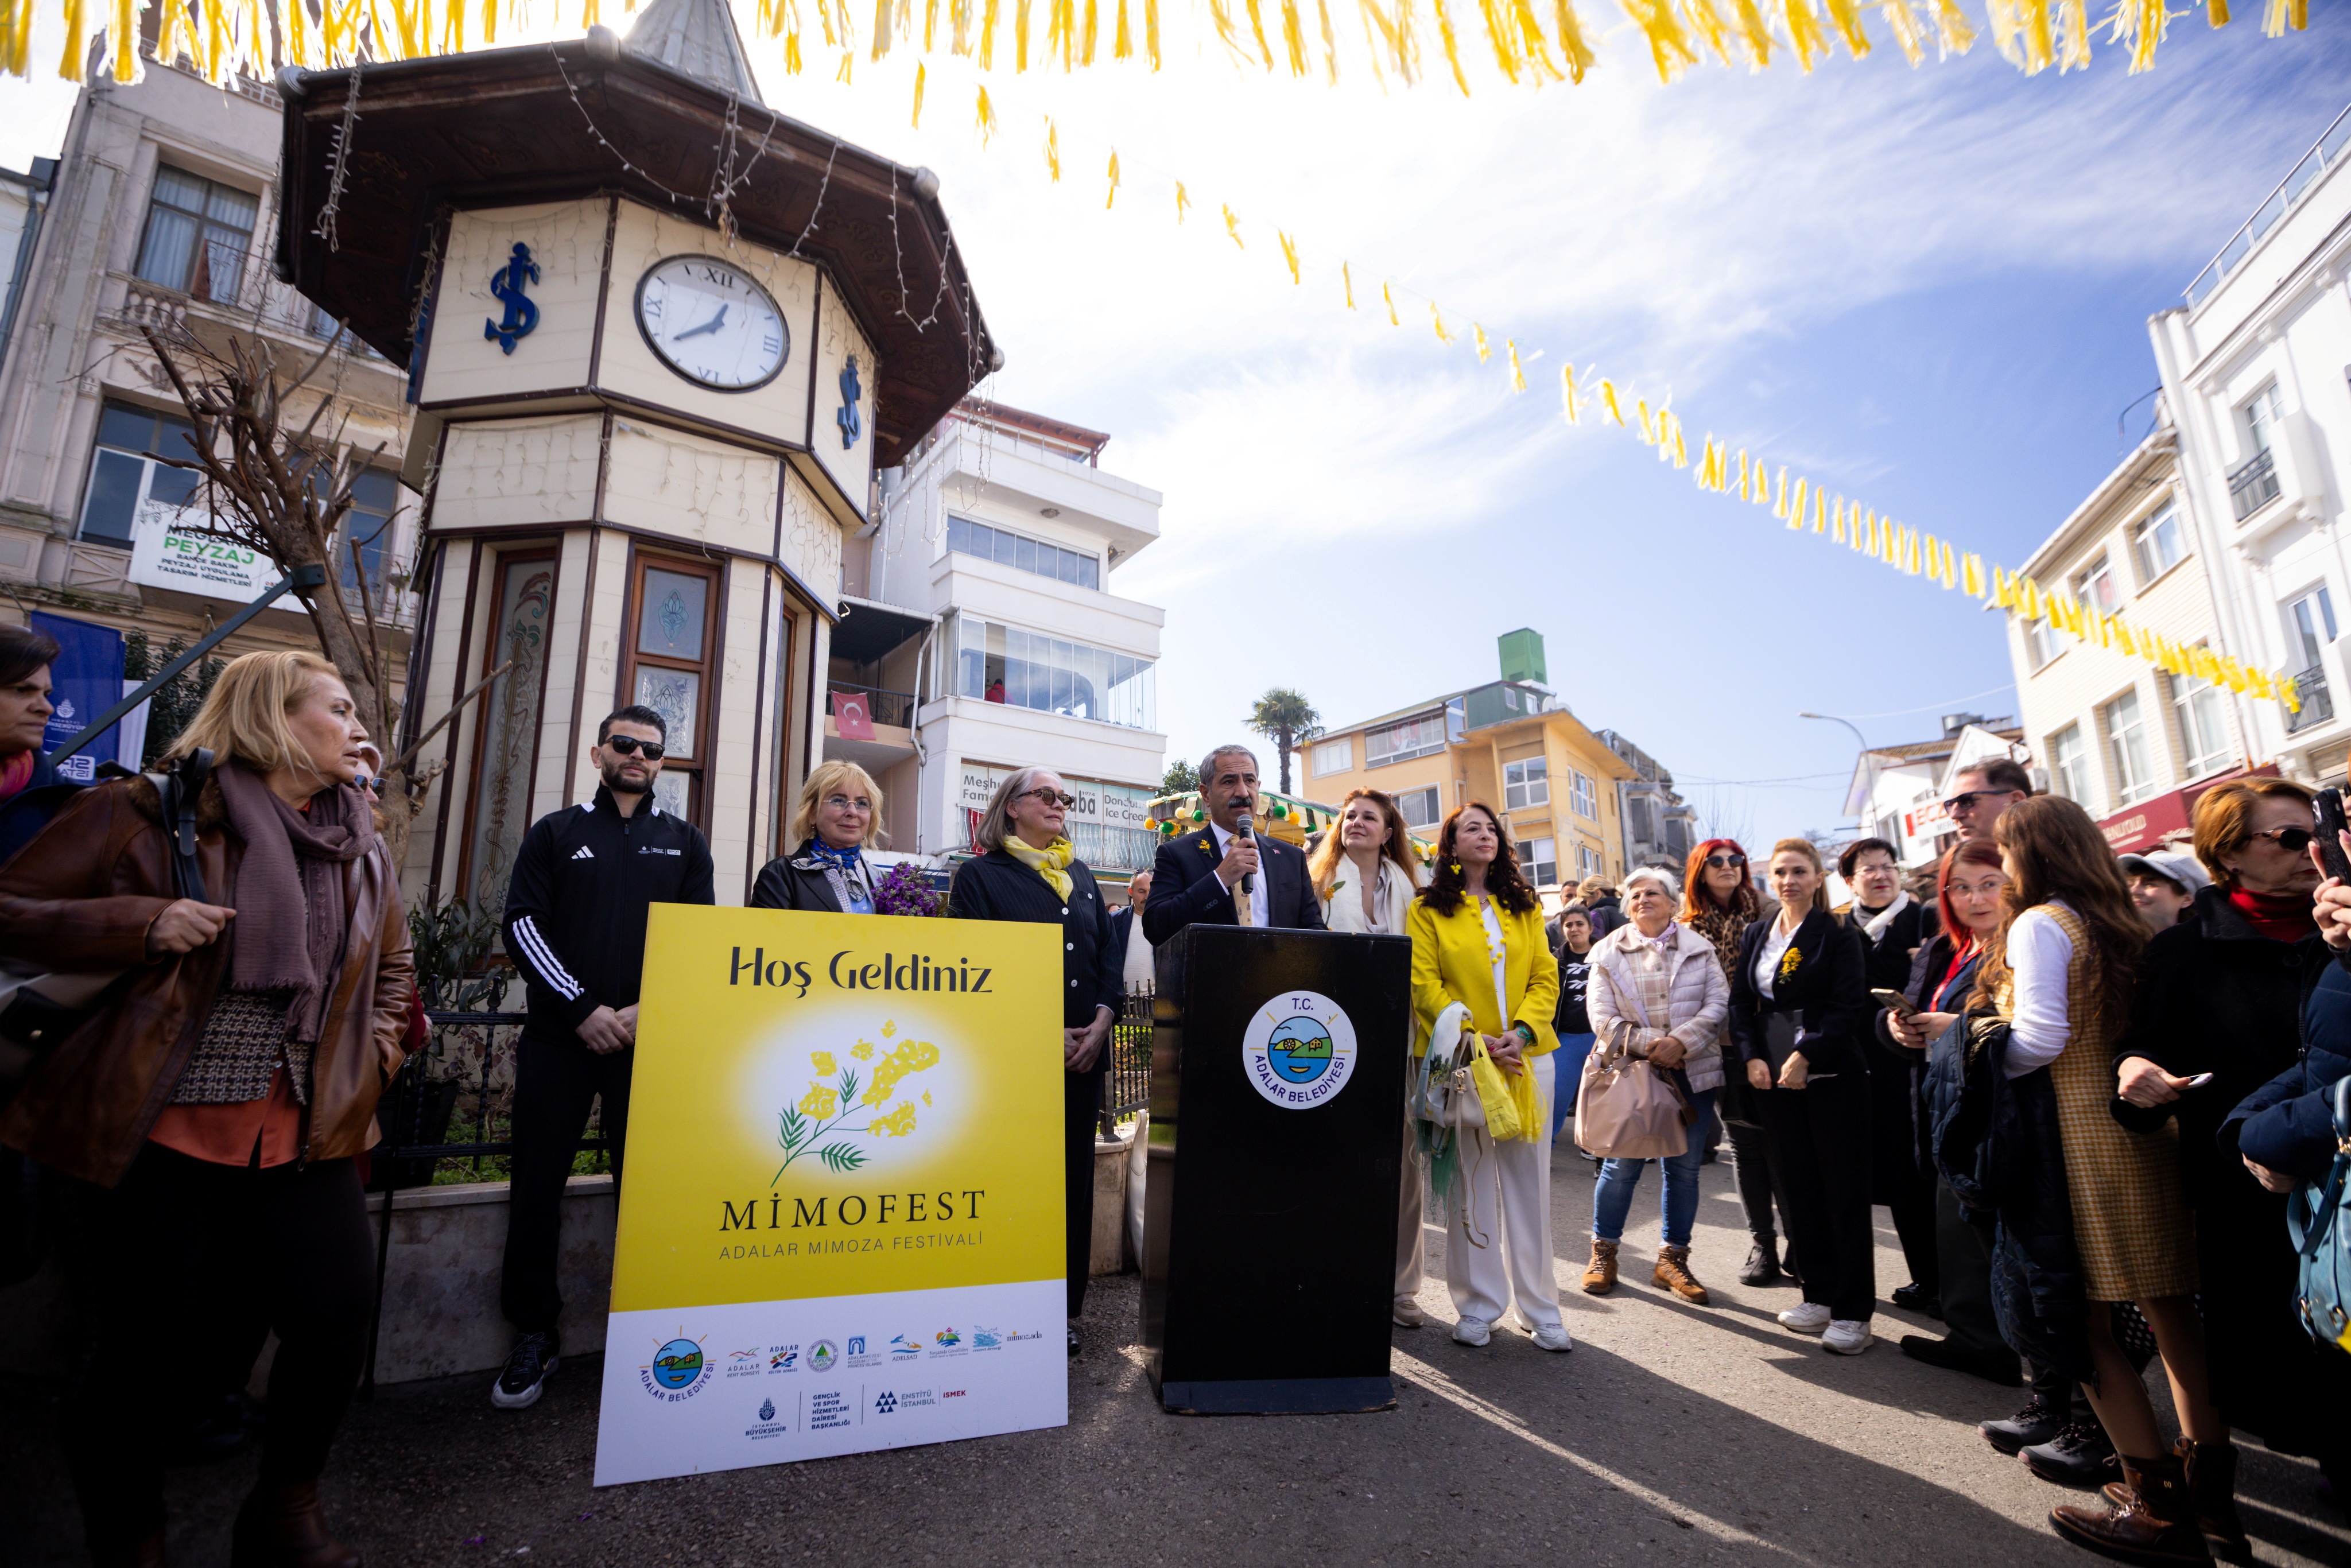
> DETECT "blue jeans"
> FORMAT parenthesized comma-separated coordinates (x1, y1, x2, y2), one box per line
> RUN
(1550, 1034, 1597, 1140)
(1590, 1089, 1719, 1248)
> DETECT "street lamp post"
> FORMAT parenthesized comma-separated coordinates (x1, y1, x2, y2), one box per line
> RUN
(1800, 711, 1880, 843)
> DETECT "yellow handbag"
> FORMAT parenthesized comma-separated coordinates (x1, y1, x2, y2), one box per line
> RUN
(1467, 1032, 1542, 1143)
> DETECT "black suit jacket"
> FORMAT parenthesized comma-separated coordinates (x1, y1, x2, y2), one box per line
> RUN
(1727, 908, 1871, 1077)
(946, 848, 1124, 1036)
(1141, 824, 1326, 945)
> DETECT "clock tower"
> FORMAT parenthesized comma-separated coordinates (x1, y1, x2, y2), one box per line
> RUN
(271, 2, 997, 913)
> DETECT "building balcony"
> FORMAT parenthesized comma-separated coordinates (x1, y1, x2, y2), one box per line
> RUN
(2287, 665, 2333, 735)
(2230, 448, 2280, 521)
(829, 681, 917, 728)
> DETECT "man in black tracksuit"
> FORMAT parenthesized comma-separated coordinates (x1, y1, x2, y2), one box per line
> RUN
(491, 704, 713, 1410)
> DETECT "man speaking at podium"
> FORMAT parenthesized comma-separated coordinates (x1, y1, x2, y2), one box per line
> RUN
(1144, 744, 1326, 942)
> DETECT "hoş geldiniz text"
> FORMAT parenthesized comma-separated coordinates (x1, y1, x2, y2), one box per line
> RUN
(728, 948, 995, 999)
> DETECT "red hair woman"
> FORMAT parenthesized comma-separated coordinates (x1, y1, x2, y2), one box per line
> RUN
(1677, 837, 1791, 1287)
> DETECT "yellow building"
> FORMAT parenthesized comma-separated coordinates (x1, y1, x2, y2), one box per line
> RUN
(1302, 631, 1653, 907)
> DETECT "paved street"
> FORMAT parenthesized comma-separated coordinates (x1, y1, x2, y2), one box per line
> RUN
(9, 1146, 2348, 1567)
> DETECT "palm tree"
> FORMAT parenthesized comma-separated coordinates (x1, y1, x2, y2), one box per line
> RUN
(1247, 688, 1322, 795)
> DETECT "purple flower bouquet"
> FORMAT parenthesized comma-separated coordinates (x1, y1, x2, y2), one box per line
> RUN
(871, 861, 946, 918)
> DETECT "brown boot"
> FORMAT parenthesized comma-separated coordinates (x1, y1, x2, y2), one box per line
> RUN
(1653, 1245, 1710, 1305)
(91, 1529, 167, 1568)
(2049, 1453, 2212, 1565)
(1581, 1239, 1619, 1295)
(229, 1480, 361, 1568)
(2177, 1436, 2250, 1563)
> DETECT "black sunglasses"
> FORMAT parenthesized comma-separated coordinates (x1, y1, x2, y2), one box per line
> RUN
(604, 735, 666, 760)
(2251, 825, 2315, 852)
(1703, 853, 1746, 869)
(1942, 788, 2020, 813)
(1021, 787, 1077, 808)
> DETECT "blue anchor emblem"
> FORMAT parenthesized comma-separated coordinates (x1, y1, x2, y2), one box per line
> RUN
(836, 354, 862, 449)
(483, 242, 541, 355)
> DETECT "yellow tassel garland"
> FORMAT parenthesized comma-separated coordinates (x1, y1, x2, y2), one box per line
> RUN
(1104, 148, 1119, 205)
(1279, 228, 1301, 282)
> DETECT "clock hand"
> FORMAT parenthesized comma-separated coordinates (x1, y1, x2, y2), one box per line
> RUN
(673, 304, 730, 341)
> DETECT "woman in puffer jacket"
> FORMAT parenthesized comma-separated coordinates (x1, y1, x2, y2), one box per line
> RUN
(1579, 864, 1731, 1305)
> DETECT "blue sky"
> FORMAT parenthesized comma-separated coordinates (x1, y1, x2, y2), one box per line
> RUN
(3, 8, 2347, 840)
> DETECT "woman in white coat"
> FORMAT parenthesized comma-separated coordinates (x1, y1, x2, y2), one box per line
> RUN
(1309, 787, 1428, 1325)
(1580, 865, 1731, 1305)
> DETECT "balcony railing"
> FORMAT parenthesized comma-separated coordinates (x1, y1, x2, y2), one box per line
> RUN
(828, 683, 916, 728)
(2230, 448, 2280, 521)
(1070, 820, 1158, 872)
(2288, 666, 2333, 735)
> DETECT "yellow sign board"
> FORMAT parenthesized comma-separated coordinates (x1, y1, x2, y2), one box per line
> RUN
(592, 905, 1066, 1484)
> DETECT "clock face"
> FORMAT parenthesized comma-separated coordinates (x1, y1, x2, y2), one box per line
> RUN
(633, 255, 790, 392)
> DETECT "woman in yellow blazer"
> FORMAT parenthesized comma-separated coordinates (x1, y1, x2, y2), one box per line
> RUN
(1407, 802, 1568, 1352)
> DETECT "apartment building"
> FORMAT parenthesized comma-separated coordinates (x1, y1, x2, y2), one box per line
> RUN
(2147, 100, 2351, 787)
(850, 399, 1167, 884)
(0, 48, 416, 766)
(1300, 630, 1648, 906)
(2003, 424, 2268, 849)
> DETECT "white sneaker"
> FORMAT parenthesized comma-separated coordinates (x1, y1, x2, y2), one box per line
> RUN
(1530, 1322, 1573, 1353)
(1451, 1316, 1492, 1347)
(1392, 1297, 1425, 1328)
(1821, 1319, 1871, 1355)
(1777, 1302, 1832, 1335)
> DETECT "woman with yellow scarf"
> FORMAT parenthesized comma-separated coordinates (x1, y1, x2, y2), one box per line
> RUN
(949, 767, 1126, 1358)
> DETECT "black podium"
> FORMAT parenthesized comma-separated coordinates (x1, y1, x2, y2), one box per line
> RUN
(1138, 922, 1413, 1414)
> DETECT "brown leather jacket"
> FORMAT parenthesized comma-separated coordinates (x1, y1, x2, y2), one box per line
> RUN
(0, 773, 414, 1186)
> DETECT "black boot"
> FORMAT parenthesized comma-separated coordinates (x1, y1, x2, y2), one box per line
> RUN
(1739, 1241, 1782, 1287)
(2176, 1437, 2249, 1564)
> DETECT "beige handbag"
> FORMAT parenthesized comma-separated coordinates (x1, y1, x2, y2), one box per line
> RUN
(1574, 1041, 1690, 1159)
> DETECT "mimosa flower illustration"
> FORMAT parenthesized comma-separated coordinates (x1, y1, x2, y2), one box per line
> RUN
(774, 1023, 943, 1178)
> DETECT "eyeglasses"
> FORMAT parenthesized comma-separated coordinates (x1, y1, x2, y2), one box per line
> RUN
(604, 735, 666, 760)
(1020, 788, 1078, 809)
(2251, 825, 2316, 852)
(1702, 853, 1746, 869)
(823, 794, 874, 814)
(1943, 788, 2022, 813)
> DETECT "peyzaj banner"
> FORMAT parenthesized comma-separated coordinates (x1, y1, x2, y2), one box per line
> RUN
(592, 905, 1066, 1485)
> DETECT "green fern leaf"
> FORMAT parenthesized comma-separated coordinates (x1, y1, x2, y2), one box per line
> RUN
(817, 1143, 869, 1173)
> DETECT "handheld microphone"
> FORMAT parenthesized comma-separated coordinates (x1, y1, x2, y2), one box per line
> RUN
(1235, 812, 1255, 897)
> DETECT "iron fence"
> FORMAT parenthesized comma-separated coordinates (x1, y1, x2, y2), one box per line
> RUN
(2288, 665, 2334, 736)
(2230, 447, 2280, 521)
(1099, 989, 1154, 1138)
(369, 992, 611, 1191)
(828, 682, 917, 727)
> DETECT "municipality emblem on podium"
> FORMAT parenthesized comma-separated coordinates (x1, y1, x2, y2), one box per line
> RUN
(1240, 992, 1358, 1110)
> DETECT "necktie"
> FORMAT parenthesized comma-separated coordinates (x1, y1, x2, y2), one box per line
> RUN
(1235, 872, 1255, 926)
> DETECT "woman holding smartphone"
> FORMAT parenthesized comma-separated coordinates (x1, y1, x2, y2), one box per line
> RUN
(2105, 778, 2345, 1557)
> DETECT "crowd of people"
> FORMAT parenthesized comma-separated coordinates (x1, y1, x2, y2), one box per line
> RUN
(7, 624, 2351, 1567)
(1515, 756, 2351, 1566)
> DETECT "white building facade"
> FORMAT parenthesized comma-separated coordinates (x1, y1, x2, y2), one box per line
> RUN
(1842, 720, 2026, 871)
(2148, 100, 2351, 787)
(846, 400, 1167, 886)
(2003, 428, 2265, 851)
(0, 53, 416, 732)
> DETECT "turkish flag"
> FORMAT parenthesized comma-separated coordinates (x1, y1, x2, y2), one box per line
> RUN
(831, 690, 876, 741)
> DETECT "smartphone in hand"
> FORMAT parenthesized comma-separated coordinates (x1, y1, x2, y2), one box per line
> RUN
(1871, 987, 1918, 1019)
(2317, 789, 2351, 884)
